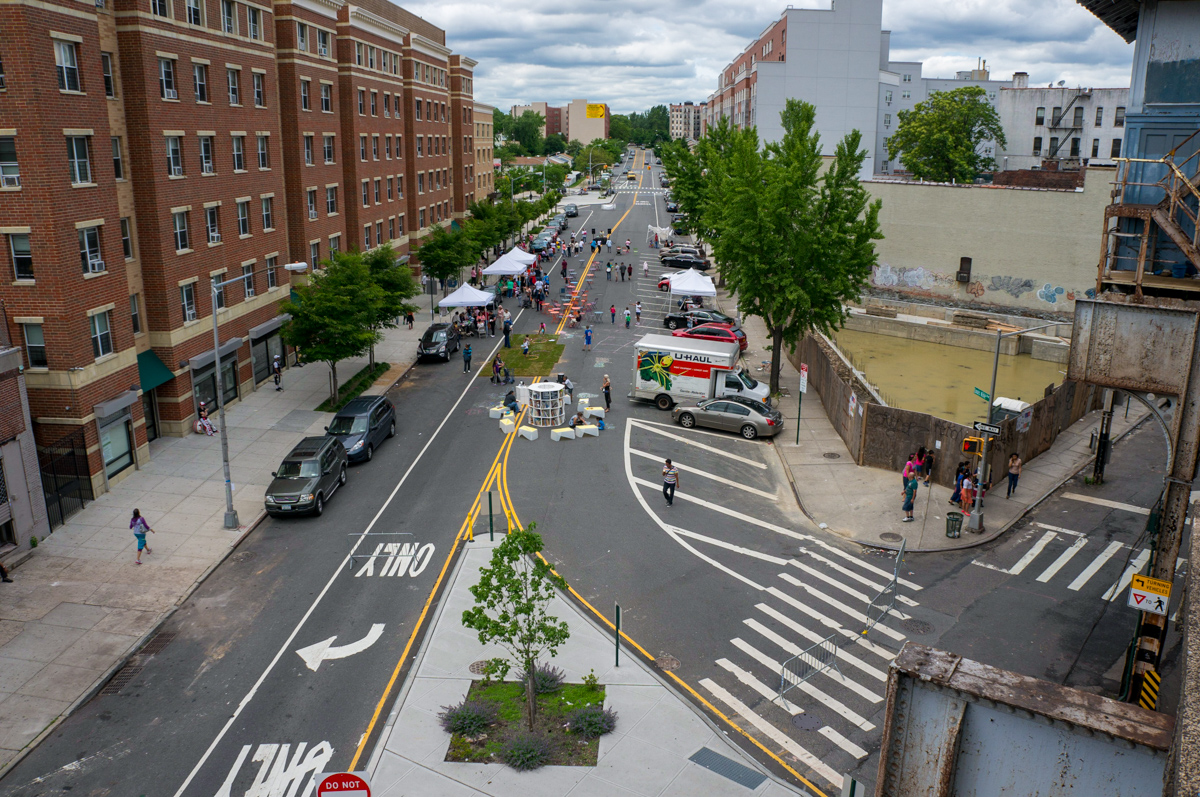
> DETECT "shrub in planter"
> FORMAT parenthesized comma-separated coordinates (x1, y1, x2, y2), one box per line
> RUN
(519, 662, 565, 695)
(439, 699, 498, 738)
(502, 732, 553, 771)
(566, 704, 618, 739)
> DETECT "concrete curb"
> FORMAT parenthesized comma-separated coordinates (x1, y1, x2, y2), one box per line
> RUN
(0, 510, 268, 781)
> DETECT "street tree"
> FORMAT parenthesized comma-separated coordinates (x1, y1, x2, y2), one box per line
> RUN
(543, 133, 567, 155)
(362, 244, 419, 369)
(416, 225, 476, 296)
(565, 139, 583, 157)
(510, 110, 545, 157)
(281, 254, 383, 404)
(886, 86, 1006, 182)
(461, 523, 570, 730)
(715, 99, 883, 393)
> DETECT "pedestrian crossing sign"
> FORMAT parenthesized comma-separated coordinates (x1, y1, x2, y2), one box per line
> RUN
(1128, 574, 1171, 616)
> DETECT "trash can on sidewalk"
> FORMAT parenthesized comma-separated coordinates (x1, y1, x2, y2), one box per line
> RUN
(946, 512, 963, 539)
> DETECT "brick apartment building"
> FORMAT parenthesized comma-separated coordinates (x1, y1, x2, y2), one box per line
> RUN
(0, 0, 482, 499)
(472, 102, 495, 202)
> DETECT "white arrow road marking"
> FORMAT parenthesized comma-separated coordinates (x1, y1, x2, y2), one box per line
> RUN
(296, 624, 385, 671)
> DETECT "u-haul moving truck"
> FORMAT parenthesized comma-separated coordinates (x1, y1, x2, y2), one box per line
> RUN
(630, 334, 770, 410)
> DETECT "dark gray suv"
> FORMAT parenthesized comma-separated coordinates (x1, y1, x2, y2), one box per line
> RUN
(265, 436, 347, 517)
(326, 395, 395, 463)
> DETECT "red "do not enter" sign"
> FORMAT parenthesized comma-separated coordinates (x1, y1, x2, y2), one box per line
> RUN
(317, 773, 370, 797)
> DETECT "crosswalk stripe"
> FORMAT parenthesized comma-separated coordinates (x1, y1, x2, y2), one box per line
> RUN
(1036, 535, 1090, 582)
(778, 572, 907, 641)
(672, 527, 790, 566)
(786, 560, 911, 620)
(818, 726, 868, 761)
(743, 618, 883, 703)
(1069, 540, 1124, 591)
(765, 586, 899, 661)
(798, 546, 919, 607)
(756, 603, 888, 682)
(700, 677, 844, 789)
(797, 535, 923, 591)
(1103, 549, 1151, 601)
(715, 658, 804, 715)
(730, 638, 875, 731)
(1033, 522, 1086, 537)
(1009, 531, 1058, 575)
(629, 448, 778, 499)
(1063, 493, 1150, 515)
(628, 422, 769, 467)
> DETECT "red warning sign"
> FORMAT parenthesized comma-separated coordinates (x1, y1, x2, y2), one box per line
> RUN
(317, 773, 370, 797)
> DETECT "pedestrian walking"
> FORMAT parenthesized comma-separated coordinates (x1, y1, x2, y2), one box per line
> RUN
(606, 240, 612, 253)
(627, 263, 634, 280)
(624, 307, 631, 328)
(583, 325, 593, 352)
(1006, 453, 1022, 498)
(488, 311, 496, 337)
(606, 262, 612, 281)
(406, 312, 415, 330)
(662, 458, 679, 506)
(610, 305, 616, 324)
(602, 374, 612, 410)
(503, 317, 512, 348)
(901, 477, 917, 522)
(539, 321, 547, 335)
(522, 336, 531, 355)
(635, 301, 642, 325)
(130, 508, 155, 564)
(463, 343, 473, 373)
(564, 376, 575, 403)
(620, 263, 626, 281)
(643, 260, 649, 277)
(272, 355, 283, 392)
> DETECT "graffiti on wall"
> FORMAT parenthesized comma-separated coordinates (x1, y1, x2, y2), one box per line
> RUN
(871, 264, 954, 290)
(1037, 283, 1067, 304)
(872, 263, 1091, 307)
(986, 276, 1037, 298)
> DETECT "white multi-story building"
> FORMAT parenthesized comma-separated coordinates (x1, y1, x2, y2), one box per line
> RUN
(670, 102, 703, 141)
(994, 84, 1129, 171)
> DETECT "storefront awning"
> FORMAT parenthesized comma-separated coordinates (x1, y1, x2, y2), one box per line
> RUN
(249, 313, 290, 340)
(137, 350, 175, 393)
(187, 337, 243, 371)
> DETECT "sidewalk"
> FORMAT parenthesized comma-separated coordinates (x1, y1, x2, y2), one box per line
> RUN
(0, 293, 436, 775)
(367, 537, 808, 797)
(728, 304, 1146, 553)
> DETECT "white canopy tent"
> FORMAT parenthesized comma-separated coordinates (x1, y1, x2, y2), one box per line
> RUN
(504, 247, 537, 266)
(437, 283, 494, 308)
(482, 254, 528, 276)
(668, 268, 716, 297)
(647, 224, 672, 243)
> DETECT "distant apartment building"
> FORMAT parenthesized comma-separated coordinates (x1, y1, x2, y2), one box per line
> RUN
(0, 0, 482, 499)
(994, 83, 1129, 171)
(509, 101, 563, 138)
(473, 103, 495, 200)
(511, 99, 608, 144)
(669, 102, 702, 141)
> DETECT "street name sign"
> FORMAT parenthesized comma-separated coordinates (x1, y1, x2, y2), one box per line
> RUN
(1128, 574, 1172, 616)
(974, 387, 990, 401)
(973, 421, 1001, 434)
(318, 772, 370, 797)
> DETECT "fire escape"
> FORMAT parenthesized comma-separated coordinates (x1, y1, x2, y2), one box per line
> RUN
(1046, 90, 1090, 160)
(1098, 129, 1200, 298)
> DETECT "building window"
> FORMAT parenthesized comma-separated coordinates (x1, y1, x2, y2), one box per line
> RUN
(165, 135, 183, 176)
(1111, 138, 1122, 158)
(130, 293, 141, 333)
(221, 0, 236, 33)
(212, 275, 225, 309)
(1095, 107, 1104, 126)
(1051, 106, 1062, 125)
(101, 53, 116, 97)
(309, 242, 319, 270)
(1049, 136, 1059, 155)
(384, 93, 390, 118)
(247, 7, 260, 39)
(193, 64, 208, 102)
(173, 210, 189, 251)
(326, 186, 337, 213)
(181, 283, 197, 321)
(300, 79, 310, 110)
(323, 135, 334, 163)
(883, 113, 890, 128)
(55, 41, 80, 91)
(901, 90, 911, 100)
(111, 137, 124, 179)
(79, 226, 103, 272)
(159, 58, 177, 99)
(261, 196, 273, 229)
(419, 208, 425, 228)
(200, 136, 214, 173)
(206, 206, 220, 242)
(232, 135, 245, 170)
(1115, 107, 1125, 128)
(266, 255, 277, 288)
(363, 225, 370, 249)
(362, 181, 369, 207)
(0, 137, 18, 187)
(120, 218, 134, 259)
(418, 172, 424, 194)
(385, 136, 391, 159)
(417, 136, 423, 157)
(242, 262, 255, 297)
(885, 89, 892, 103)
(397, 214, 404, 234)
(321, 83, 331, 112)
(393, 95, 400, 116)
(307, 189, 316, 218)
(1072, 106, 1084, 127)
(253, 73, 265, 106)
(236, 200, 249, 235)
(257, 135, 269, 168)
(372, 137, 378, 160)
(415, 98, 422, 120)
(386, 177, 393, 200)
(90, 311, 113, 358)
(151, 0, 168, 15)
(22, 324, 46, 368)
(304, 135, 313, 165)
(373, 178, 380, 203)
(10, 233, 33, 280)
(360, 136, 367, 161)
(296, 22, 308, 51)
(388, 217, 394, 240)
(318, 30, 330, 57)
(370, 91, 377, 116)
(367, 46, 375, 70)
(68, 136, 92, 184)
(227, 68, 240, 104)
(1091, 138, 1100, 158)
(1035, 106, 1045, 126)
(329, 233, 340, 253)
(1032, 136, 1042, 156)
(358, 89, 365, 115)
(186, 0, 202, 25)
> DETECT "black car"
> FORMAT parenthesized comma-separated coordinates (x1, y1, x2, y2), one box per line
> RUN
(326, 395, 395, 463)
(264, 436, 348, 517)
(665, 201, 679, 213)
(662, 253, 709, 270)
(663, 308, 736, 331)
(564, 203, 578, 217)
(418, 322, 460, 361)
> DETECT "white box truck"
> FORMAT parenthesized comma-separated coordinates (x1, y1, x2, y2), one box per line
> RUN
(630, 334, 770, 410)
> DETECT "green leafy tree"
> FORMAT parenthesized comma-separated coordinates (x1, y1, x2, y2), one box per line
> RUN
(543, 133, 567, 155)
(281, 255, 383, 404)
(565, 139, 583, 157)
(543, 163, 568, 192)
(716, 100, 883, 393)
(609, 114, 632, 143)
(510, 111, 546, 157)
(362, 244, 419, 368)
(416, 226, 476, 296)
(886, 86, 1006, 182)
(461, 524, 570, 731)
(496, 143, 522, 166)
(492, 108, 513, 143)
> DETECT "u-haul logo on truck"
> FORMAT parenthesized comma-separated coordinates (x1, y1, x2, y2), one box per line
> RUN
(638, 351, 721, 391)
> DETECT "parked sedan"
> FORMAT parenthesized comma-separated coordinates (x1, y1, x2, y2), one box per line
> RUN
(564, 203, 579, 217)
(659, 245, 703, 261)
(264, 436, 348, 517)
(326, 395, 395, 463)
(661, 253, 710, 270)
(672, 396, 783, 439)
(672, 322, 747, 351)
(662, 308, 736, 330)
(665, 201, 679, 213)
(417, 323, 460, 361)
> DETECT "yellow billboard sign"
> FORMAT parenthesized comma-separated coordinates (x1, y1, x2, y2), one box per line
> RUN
(586, 103, 606, 119)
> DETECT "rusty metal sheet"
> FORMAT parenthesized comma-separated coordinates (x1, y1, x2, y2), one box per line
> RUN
(1070, 298, 1200, 394)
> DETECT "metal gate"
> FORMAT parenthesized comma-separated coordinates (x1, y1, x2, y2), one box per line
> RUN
(39, 428, 94, 528)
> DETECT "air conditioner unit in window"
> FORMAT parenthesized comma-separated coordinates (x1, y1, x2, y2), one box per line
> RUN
(89, 259, 106, 272)
(309, 209, 318, 220)
(319, 46, 328, 57)
(1, 175, 19, 188)
(170, 165, 183, 176)
(0, 75, 6, 89)
(208, 232, 221, 243)
(164, 88, 178, 99)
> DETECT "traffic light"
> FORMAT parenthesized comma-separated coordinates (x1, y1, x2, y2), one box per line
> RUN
(963, 437, 983, 455)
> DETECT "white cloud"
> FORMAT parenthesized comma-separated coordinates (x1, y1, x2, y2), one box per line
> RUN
(401, 0, 1134, 114)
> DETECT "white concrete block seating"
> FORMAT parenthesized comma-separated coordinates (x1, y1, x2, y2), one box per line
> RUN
(488, 406, 506, 419)
(551, 427, 575, 441)
(576, 424, 599, 437)
(584, 406, 606, 419)
(518, 426, 538, 441)
(499, 417, 516, 434)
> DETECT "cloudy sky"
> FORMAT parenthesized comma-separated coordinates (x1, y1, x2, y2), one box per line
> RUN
(401, 0, 1134, 115)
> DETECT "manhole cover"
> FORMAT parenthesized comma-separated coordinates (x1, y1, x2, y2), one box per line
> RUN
(655, 655, 681, 671)
(880, 532, 904, 542)
(468, 660, 491, 675)
(902, 619, 935, 635)
(791, 713, 822, 731)
(823, 452, 841, 460)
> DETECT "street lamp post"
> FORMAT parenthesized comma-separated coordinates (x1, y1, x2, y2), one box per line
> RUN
(209, 262, 308, 529)
(966, 321, 1071, 532)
